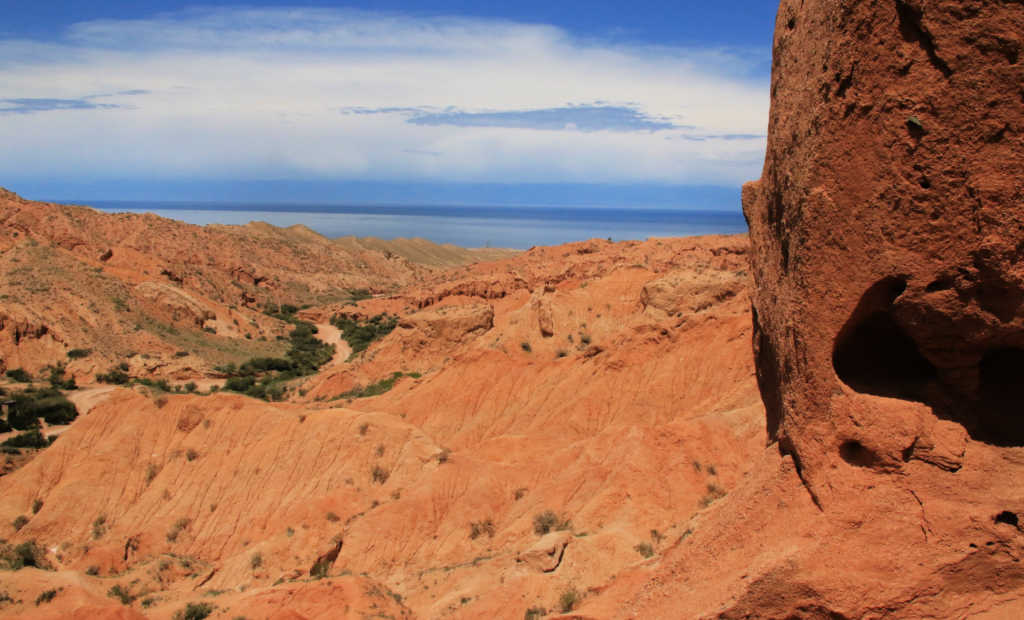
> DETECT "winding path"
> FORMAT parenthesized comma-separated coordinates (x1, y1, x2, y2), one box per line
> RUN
(315, 323, 352, 366)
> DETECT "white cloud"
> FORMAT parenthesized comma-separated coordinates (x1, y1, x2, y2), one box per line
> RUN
(0, 8, 768, 186)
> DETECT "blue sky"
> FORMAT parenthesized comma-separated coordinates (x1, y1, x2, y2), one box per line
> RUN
(0, 1, 777, 208)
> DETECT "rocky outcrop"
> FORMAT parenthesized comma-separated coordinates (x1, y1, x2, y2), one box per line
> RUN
(530, 293, 555, 337)
(398, 303, 494, 344)
(516, 531, 571, 572)
(744, 0, 1023, 500)
(134, 282, 215, 328)
(640, 268, 745, 318)
(733, 0, 1024, 615)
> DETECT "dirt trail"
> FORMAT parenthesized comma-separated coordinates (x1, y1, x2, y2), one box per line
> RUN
(315, 322, 352, 366)
(65, 386, 118, 415)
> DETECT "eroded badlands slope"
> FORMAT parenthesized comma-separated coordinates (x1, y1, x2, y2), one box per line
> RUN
(0, 229, 761, 618)
(0, 188, 446, 380)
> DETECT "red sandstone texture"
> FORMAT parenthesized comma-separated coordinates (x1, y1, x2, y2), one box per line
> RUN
(0, 227, 760, 618)
(3, 0, 1024, 617)
(0, 189, 500, 380)
(573, 0, 1024, 617)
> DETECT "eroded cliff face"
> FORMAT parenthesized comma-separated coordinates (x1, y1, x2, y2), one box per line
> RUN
(571, 2, 1024, 617)
(744, 0, 1023, 501)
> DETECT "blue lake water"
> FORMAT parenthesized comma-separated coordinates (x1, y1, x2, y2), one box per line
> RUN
(81, 201, 748, 250)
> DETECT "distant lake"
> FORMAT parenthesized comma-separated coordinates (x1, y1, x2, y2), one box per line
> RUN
(80, 201, 748, 250)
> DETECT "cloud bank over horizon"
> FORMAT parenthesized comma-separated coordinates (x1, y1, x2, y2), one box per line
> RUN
(0, 7, 769, 200)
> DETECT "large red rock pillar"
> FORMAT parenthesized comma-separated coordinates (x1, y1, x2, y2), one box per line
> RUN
(743, 0, 1024, 503)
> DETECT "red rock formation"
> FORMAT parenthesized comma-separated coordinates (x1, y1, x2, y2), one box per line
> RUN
(570, 1, 1024, 617)
(744, 0, 1024, 503)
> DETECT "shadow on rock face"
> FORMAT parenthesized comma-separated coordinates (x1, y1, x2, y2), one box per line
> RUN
(833, 276, 1024, 447)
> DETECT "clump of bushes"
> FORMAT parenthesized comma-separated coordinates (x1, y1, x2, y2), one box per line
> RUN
(634, 542, 655, 558)
(371, 465, 390, 484)
(558, 587, 581, 613)
(107, 584, 136, 605)
(469, 518, 496, 540)
(699, 483, 727, 508)
(263, 303, 300, 322)
(2, 430, 50, 449)
(96, 367, 131, 385)
(337, 371, 418, 400)
(92, 515, 107, 540)
(67, 348, 92, 359)
(5, 368, 31, 382)
(330, 313, 398, 355)
(173, 602, 214, 620)
(35, 589, 57, 605)
(348, 288, 372, 302)
(533, 510, 571, 536)
(0, 540, 50, 570)
(166, 518, 191, 542)
(45, 364, 76, 390)
(219, 320, 334, 401)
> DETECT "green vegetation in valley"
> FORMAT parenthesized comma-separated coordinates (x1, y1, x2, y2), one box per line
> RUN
(218, 320, 334, 401)
(329, 313, 398, 356)
(5, 368, 31, 383)
(335, 371, 420, 400)
(0, 388, 78, 432)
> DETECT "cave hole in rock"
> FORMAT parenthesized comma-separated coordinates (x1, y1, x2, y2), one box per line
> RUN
(995, 511, 1020, 528)
(833, 277, 937, 401)
(839, 440, 880, 468)
(835, 279, 1024, 447)
(975, 348, 1024, 445)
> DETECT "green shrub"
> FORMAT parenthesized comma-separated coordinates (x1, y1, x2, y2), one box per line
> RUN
(337, 372, 413, 400)
(31, 499, 43, 514)
(92, 515, 107, 540)
(167, 518, 191, 542)
(532, 511, 571, 536)
(96, 368, 131, 385)
(12, 515, 29, 531)
(371, 465, 390, 484)
(0, 540, 49, 570)
(46, 365, 76, 390)
(35, 589, 57, 605)
(173, 602, 214, 620)
(699, 483, 727, 508)
(310, 557, 330, 580)
(634, 542, 654, 558)
(4, 389, 77, 429)
(558, 587, 580, 613)
(5, 368, 31, 382)
(2, 430, 48, 449)
(348, 288, 372, 302)
(524, 607, 547, 620)
(221, 320, 332, 401)
(469, 519, 496, 540)
(108, 584, 135, 605)
(67, 348, 92, 359)
(250, 552, 262, 570)
(34, 395, 78, 425)
(135, 377, 171, 392)
(330, 313, 397, 355)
